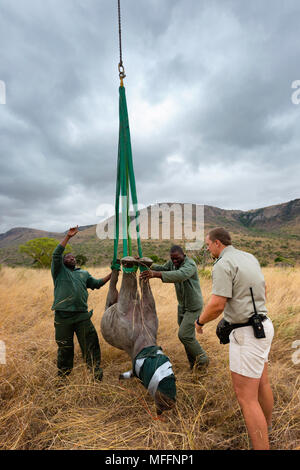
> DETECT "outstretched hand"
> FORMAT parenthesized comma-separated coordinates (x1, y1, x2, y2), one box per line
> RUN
(60, 225, 79, 248)
(102, 272, 112, 284)
(140, 270, 152, 280)
(67, 226, 79, 238)
(140, 270, 162, 280)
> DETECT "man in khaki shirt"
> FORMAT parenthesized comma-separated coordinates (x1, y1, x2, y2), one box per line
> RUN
(212, 244, 268, 324)
(195, 228, 274, 450)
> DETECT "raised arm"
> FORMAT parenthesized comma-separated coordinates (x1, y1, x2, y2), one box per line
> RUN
(60, 226, 79, 247)
(51, 226, 78, 280)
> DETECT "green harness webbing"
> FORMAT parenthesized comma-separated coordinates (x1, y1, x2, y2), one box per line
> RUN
(113, 2, 145, 273)
(112, 85, 143, 272)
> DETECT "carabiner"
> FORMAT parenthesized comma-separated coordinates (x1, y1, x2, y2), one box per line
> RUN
(118, 62, 126, 80)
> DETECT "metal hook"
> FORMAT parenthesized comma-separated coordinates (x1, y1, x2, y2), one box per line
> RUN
(118, 63, 126, 79)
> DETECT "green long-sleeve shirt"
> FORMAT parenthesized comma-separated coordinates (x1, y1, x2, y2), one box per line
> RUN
(152, 256, 203, 312)
(51, 244, 105, 312)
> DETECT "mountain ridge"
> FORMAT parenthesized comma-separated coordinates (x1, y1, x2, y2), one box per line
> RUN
(0, 198, 299, 249)
(0, 199, 299, 267)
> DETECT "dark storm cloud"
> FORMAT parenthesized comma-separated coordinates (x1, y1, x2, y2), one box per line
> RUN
(0, 0, 299, 232)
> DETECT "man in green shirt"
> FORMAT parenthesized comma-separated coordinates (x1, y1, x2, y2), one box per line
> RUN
(51, 226, 111, 380)
(140, 245, 209, 370)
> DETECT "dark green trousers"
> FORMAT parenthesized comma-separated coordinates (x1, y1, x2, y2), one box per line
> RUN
(177, 306, 208, 368)
(54, 312, 102, 380)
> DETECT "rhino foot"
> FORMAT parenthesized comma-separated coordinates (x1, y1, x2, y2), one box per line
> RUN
(137, 257, 153, 269)
(121, 256, 139, 268)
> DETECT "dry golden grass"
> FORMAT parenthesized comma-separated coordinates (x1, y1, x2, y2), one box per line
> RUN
(0, 265, 299, 450)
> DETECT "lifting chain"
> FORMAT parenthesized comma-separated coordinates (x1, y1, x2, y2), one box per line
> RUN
(118, 0, 126, 83)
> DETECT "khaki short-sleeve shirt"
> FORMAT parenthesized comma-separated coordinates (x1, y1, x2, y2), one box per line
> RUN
(212, 245, 267, 324)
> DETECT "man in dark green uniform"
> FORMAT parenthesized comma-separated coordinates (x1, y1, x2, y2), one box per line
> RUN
(140, 245, 209, 371)
(51, 226, 111, 380)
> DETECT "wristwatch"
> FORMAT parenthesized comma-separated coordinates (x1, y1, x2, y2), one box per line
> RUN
(196, 317, 204, 327)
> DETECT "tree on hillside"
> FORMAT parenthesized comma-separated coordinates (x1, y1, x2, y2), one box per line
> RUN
(274, 255, 295, 267)
(75, 253, 88, 266)
(19, 238, 71, 268)
(147, 253, 166, 264)
(191, 245, 210, 268)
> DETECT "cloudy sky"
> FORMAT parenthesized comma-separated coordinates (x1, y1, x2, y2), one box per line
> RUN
(1, 0, 300, 233)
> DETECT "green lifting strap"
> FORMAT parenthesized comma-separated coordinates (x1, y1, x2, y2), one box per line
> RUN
(112, 85, 143, 269)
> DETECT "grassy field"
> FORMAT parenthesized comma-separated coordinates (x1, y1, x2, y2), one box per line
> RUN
(0, 265, 299, 450)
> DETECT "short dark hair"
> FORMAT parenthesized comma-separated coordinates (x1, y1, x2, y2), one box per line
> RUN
(170, 245, 184, 255)
(63, 253, 74, 260)
(208, 228, 232, 246)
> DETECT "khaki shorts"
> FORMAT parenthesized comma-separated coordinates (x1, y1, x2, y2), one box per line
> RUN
(229, 318, 274, 379)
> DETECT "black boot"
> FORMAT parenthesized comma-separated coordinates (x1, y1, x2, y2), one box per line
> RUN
(184, 347, 196, 370)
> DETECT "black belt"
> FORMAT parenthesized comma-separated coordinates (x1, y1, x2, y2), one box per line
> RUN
(228, 314, 267, 330)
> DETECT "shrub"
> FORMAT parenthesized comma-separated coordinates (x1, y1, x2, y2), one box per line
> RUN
(259, 260, 268, 267)
(274, 256, 295, 267)
(75, 253, 88, 266)
(147, 254, 166, 264)
(198, 268, 212, 279)
(19, 238, 71, 268)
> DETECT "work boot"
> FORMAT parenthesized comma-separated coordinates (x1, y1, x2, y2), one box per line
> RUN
(94, 367, 103, 382)
(184, 349, 197, 370)
(194, 355, 209, 371)
(57, 368, 72, 378)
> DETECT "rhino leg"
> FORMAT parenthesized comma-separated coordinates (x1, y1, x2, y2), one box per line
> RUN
(137, 256, 153, 270)
(102, 257, 143, 359)
(118, 257, 140, 313)
(139, 257, 158, 328)
(105, 265, 120, 310)
(130, 261, 158, 358)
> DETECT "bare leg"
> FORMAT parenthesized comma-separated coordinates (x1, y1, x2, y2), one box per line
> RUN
(258, 363, 273, 428)
(231, 371, 270, 450)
